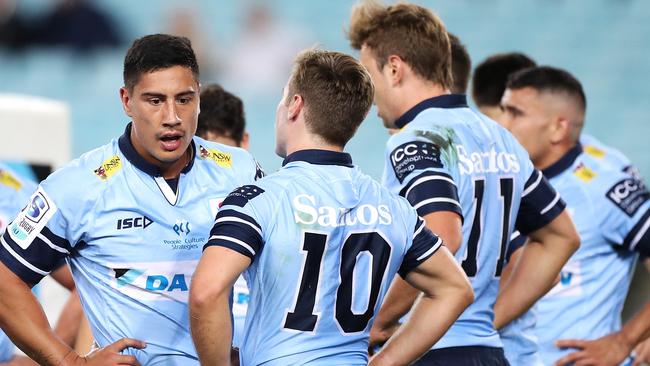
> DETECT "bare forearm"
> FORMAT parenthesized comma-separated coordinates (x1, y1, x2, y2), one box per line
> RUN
(190, 293, 232, 366)
(375, 289, 470, 365)
(0, 278, 71, 365)
(494, 240, 571, 329)
(620, 302, 650, 349)
(53, 290, 84, 347)
(373, 277, 419, 331)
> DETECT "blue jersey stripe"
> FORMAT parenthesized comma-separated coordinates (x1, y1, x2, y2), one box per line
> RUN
(623, 208, 650, 255)
(516, 172, 566, 235)
(398, 226, 442, 277)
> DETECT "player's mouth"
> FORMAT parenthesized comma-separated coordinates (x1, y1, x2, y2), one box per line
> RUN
(159, 131, 184, 152)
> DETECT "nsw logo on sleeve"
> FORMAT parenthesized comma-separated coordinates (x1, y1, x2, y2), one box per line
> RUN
(199, 145, 232, 168)
(607, 177, 650, 217)
(390, 141, 442, 183)
(9, 187, 58, 249)
(222, 185, 265, 207)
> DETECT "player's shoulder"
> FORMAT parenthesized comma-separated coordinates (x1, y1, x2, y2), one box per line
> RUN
(580, 134, 632, 169)
(41, 139, 122, 202)
(194, 136, 254, 170)
(568, 151, 646, 214)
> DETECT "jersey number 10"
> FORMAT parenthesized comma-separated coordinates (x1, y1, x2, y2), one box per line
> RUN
(283, 231, 391, 334)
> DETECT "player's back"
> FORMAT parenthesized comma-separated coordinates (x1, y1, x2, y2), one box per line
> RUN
(225, 151, 436, 365)
(421, 108, 534, 349)
(383, 96, 565, 350)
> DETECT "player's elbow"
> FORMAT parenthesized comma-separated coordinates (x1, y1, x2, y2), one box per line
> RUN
(458, 278, 474, 308)
(189, 280, 225, 316)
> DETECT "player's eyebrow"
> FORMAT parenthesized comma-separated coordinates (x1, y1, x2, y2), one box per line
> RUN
(140, 92, 167, 99)
(175, 90, 197, 98)
(502, 104, 523, 116)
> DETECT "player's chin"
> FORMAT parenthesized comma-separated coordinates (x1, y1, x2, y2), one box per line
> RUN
(155, 140, 191, 162)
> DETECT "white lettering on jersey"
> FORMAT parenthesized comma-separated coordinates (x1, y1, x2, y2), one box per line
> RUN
(292, 194, 393, 227)
(457, 145, 520, 175)
(8, 187, 58, 249)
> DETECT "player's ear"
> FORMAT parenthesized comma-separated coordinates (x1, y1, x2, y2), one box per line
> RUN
(287, 94, 303, 122)
(119, 87, 134, 117)
(386, 55, 404, 87)
(240, 132, 250, 151)
(550, 115, 571, 144)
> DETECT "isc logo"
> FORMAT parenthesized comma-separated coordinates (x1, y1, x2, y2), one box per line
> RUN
(117, 216, 153, 230)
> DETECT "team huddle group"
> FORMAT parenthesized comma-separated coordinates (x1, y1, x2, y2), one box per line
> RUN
(0, 1, 648, 366)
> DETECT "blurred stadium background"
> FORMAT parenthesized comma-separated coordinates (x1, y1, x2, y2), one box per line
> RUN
(0, 0, 648, 323)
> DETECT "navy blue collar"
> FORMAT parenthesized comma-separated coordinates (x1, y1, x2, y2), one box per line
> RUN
(394, 94, 469, 129)
(118, 123, 195, 177)
(282, 149, 353, 168)
(542, 144, 583, 179)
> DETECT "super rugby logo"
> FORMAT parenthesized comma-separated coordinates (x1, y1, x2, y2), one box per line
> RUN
(26, 192, 50, 223)
(8, 187, 57, 249)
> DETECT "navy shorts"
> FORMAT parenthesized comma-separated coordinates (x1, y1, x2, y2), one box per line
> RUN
(412, 346, 510, 366)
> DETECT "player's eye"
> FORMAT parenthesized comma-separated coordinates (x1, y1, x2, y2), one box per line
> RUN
(177, 97, 192, 105)
(149, 98, 162, 106)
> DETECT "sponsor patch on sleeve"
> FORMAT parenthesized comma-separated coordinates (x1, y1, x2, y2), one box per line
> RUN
(8, 187, 58, 249)
(94, 155, 122, 181)
(390, 141, 443, 183)
(222, 185, 265, 207)
(198, 145, 232, 168)
(606, 178, 650, 217)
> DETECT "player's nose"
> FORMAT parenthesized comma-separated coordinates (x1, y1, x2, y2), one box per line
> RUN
(162, 100, 182, 126)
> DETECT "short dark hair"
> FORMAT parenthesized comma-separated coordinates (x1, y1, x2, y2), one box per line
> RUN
(123, 34, 199, 90)
(472, 52, 536, 107)
(197, 84, 246, 145)
(448, 33, 471, 93)
(506, 66, 586, 113)
(287, 49, 374, 147)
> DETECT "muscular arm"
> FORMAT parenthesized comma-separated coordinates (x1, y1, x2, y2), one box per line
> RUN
(0, 262, 74, 365)
(190, 246, 250, 366)
(493, 210, 579, 329)
(370, 246, 473, 366)
(370, 211, 462, 345)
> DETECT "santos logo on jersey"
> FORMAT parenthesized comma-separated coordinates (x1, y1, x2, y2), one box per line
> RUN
(456, 145, 520, 175)
(293, 193, 392, 227)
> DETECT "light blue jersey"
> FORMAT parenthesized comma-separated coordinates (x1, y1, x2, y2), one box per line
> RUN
(382, 95, 566, 350)
(0, 163, 37, 362)
(206, 150, 443, 366)
(499, 231, 544, 366)
(531, 145, 650, 365)
(0, 124, 261, 365)
(501, 136, 643, 366)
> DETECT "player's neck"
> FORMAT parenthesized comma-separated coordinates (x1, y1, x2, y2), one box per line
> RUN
(535, 143, 578, 172)
(395, 82, 450, 121)
(283, 135, 343, 156)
